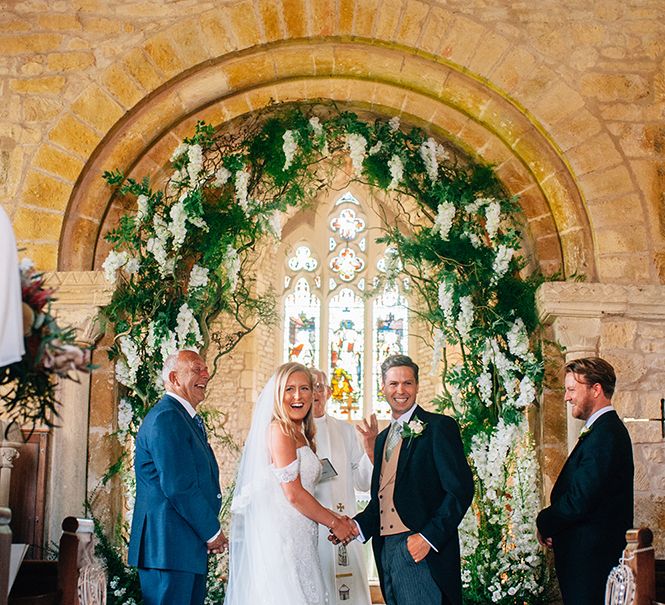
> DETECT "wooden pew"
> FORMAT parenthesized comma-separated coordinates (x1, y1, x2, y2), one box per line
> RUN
(8, 517, 101, 605)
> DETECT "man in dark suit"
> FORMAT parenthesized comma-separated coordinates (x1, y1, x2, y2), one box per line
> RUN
(129, 349, 227, 605)
(537, 357, 634, 605)
(353, 354, 474, 605)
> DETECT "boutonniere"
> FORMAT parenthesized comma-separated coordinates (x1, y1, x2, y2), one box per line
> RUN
(401, 418, 427, 442)
(578, 425, 593, 440)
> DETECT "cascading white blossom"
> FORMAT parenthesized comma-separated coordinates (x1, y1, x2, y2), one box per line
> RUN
(159, 331, 177, 363)
(223, 245, 241, 290)
(515, 375, 536, 409)
(437, 281, 455, 321)
(235, 169, 251, 213)
(186, 144, 203, 184)
(456, 295, 474, 340)
(419, 137, 447, 182)
(188, 264, 209, 290)
(175, 303, 203, 348)
(507, 318, 530, 361)
(345, 132, 367, 176)
(430, 328, 446, 376)
(102, 250, 129, 283)
(170, 143, 188, 162)
(485, 200, 502, 241)
(491, 245, 514, 282)
(117, 398, 133, 434)
(125, 256, 140, 275)
(169, 199, 188, 250)
(387, 154, 403, 190)
(432, 202, 456, 240)
(478, 371, 493, 406)
(369, 141, 383, 155)
(116, 336, 140, 387)
(136, 195, 150, 222)
(282, 129, 298, 170)
(309, 116, 323, 138)
(388, 116, 400, 132)
(146, 321, 159, 354)
(213, 166, 231, 187)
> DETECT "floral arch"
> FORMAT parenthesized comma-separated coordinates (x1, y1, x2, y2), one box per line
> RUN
(101, 103, 549, 603)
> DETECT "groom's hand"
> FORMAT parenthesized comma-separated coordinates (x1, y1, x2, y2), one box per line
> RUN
(330, 516, 358, 545)
(207, 531, 228, 554)
(356, 414, 379, 463)
(406, 533, 430, 564)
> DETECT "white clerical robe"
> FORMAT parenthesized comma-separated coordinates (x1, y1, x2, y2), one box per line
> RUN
(315, 415, 372, 605)
(0, 206, 24, 366)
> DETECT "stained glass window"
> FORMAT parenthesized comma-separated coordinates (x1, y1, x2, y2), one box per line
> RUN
(329, 247, 365, 282)
(372, 287, 409, 419)
(284, 278, 320, 367)
(288, 245, 318, 271)
(330, 208, 365, 241)
(328, 288, 364, 420)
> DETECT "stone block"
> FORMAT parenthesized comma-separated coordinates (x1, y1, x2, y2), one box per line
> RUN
(599, 320, 638, 350)
(225, 0, 263, 49)
(354, 0, 381, 37)
(36, 14, 82, 30)
(256, 0, 283, 42)
(551, 107, 603, 153)
(102, 63, 143, 109)
(199, 11, 237, 57)
(585, 194, 643, 229)
(595, 225, 649, 256)
(467, 30, 510, 78)
(122, 47, 163, 92)
(559, 228, 593, 278)
(581, 72, 650, 102)
(9, 75, 66, 94)
(169, 19, 213, 67)
(396, 0, 430, 48)
(79, 15, 131, 35)
(224, 53, 275, 90)
(12, 205, 63, 241)
(418, 6, 453, 55)
(46, 51, 95, 72)
(22, 96, 63, 122)
(400, 54, 447, 96)
(89, 369, 115, 427)
(282, 0, 307, 38)
(539, 171, 582, 232)
(597, 253, 651, 284)
(273, 47, 316, 78)
(374, 0, 403, 41)
(49, 114, 101, 158)
(310, 0, 336, 36)
(72, 85, 124, 133)
(0, 33, 62, 55)
(23, 170, 72, 211)
(144, 33, 185, 79)
(579, 165, 635, 201)
(492, 46, 537, 95)
(531, 79, 586, 130)
(60, 216, 100, 271)
(439, 15, 486, 68)
(338, 0, 354, 34)
(14, 242, 59, 271)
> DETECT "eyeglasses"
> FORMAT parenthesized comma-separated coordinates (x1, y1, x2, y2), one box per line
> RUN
(313, 383, 326, 391)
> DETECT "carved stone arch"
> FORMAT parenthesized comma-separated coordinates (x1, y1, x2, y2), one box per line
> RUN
(56, 39, 592, 281)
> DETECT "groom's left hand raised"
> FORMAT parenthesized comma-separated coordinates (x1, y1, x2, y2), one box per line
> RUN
(406, 533, 430, 563)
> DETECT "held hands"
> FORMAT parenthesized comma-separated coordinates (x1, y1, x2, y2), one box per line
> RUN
(328, 514, 358, 545)
(207, 531, 229, 554)
(356, 413, 379, 463)
(406, 533, 431, 564)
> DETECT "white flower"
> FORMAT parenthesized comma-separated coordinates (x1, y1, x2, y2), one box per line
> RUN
(188, 264, 209, 290)
(159, 331, 177, 362)
(309, 116, 323, 138)
(388, 116, 400, 132)
(492, 245, 514, 282)
(124, 256, 140, 275)
(19, 258, 35, 273)
(430, 328, 446, 376)
(102, 250, 129, 283)
(169, 200, 188, 250)
(213, 166, 231, 187)
(369, 141, 383, 155)
(175, 303, 203, 348)
(456, 296, 474, 340)
(170, 143, 188, 162)
(432, 202, 456, 241)
(387, 154, 403, 190)
(235, 169, 250, 213)
(115, 336, 140, 387)
(146, 237, 168, 274)
(507, 318, 530, 360)
(146, 322, 159, 354)
(437, 281, 455, 321)
(136, 195, 150, 222)
(117, 398, 133, 433)
(408, 419, 424, 434)
(515, 375, 536, 409)
(187, 144, 203, 184)
(269, 211, 282, 239)
(345, 133, 367, 176)
(282, 129, 298, 170)
(485, 200, 501, 241)
(224, 245, 240, 291)
(419, 137, 447, 182)
(478, 371, 493, 406)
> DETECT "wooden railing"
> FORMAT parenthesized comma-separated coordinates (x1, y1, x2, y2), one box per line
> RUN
(623, 527, 656, 605)
(0, 508, 11, 605)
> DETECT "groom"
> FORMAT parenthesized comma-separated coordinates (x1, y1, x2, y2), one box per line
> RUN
(352, 355, 473, 605)
(129, 350, 227, 605)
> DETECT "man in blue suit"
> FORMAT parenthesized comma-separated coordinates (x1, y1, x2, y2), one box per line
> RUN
(537, 357, 634, 605)
(129, 349, 227, 605)
(353, 355, 474, 605)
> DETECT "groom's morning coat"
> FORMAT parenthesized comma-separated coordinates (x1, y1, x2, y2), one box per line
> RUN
(355, 405, 473, 605)
(537, 410, 633, 605)
(129, 394, 221, 574)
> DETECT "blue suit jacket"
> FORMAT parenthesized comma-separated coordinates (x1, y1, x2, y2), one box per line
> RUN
(355, 406, 474, 605)
(128, 395, 221, 574)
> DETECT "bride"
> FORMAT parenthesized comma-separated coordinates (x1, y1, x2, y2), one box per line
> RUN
(224, 362, 357, 605)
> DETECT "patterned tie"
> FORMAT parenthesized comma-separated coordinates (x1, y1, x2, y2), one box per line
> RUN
(385, 422, 402, 461)
(194, 414, 207, 440)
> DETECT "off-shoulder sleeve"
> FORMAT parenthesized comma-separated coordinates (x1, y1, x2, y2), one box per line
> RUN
(271, 456, 300, 483)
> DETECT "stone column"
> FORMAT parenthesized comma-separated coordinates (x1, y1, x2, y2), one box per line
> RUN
(43, 271, 112, 546)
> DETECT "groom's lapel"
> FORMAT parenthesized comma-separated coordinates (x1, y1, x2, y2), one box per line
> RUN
(396, 406, 421, 484)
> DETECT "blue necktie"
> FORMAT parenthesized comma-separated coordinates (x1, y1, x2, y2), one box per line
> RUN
(194, 414, 207, 439)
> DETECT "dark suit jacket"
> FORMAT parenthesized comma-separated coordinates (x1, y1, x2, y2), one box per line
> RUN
(128, 395, 222, 575)
(355, 406, 474, 605)
(537, 410, 633, 605)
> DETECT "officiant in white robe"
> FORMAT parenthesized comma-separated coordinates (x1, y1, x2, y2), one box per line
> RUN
(312, 369, 378, 605)
(0, 206, 25, 367)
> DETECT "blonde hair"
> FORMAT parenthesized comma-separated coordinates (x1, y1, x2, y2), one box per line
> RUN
(272, 362, 317, 453)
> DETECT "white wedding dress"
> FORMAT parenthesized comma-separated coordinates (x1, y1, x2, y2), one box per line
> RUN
(224, 376, 328, 605)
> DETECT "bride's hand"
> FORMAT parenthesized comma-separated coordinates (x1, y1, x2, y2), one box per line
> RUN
(329, 515, 358, 544)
